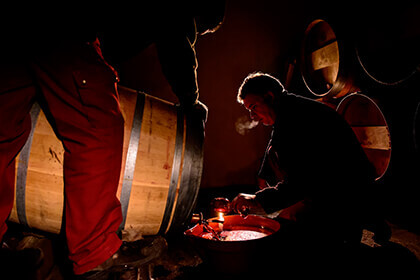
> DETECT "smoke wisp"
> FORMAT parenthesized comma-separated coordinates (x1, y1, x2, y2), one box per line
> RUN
(235, 115, 259, 135)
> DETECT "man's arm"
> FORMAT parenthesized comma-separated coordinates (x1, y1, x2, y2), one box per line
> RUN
(155, 16, 199, 108)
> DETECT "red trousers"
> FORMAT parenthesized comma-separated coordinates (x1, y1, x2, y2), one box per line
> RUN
(0, 40, 123, 274)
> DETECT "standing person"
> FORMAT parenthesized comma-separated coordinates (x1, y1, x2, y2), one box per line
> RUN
(100, 2, 226, 120)
(231, 72, 388, 252)
(0, 30, 166, 279)
(0, 3, 225, 279)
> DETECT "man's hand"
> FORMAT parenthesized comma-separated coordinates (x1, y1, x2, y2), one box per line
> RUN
(257, 178, 269, 190)
(179, 99, 208, 123)
(231, 193, 266, 216)
(192, 100, 208, 123)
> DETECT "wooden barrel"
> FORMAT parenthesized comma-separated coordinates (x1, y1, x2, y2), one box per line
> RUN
(9, 86, 204, 236)
(336, 93, 391, 180)
(300, 19, 358, 99)
(355, 4, 420, 86)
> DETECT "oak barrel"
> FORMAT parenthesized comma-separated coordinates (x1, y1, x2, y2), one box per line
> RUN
(336, 93, 391, 180)
(9, 86, 204, 235)
(300, 19, 358, 99)
(355, 5, 420, 86)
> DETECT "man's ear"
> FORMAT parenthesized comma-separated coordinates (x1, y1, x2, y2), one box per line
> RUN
(265, 91, 275, 101)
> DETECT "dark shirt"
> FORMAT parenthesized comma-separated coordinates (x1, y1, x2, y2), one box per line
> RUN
(256, 93, 376, 213)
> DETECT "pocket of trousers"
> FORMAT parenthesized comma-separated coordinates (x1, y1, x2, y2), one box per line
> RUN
(72, 69, 123, 129)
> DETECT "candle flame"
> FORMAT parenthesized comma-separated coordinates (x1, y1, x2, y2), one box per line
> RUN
(217, 211, 225, 222)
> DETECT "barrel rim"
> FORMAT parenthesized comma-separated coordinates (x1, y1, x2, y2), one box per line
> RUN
(300, 18, 353, 99)
(160, 109, 205, 234)
(355, 46, 419, 86)
(336, 92, 392, 180)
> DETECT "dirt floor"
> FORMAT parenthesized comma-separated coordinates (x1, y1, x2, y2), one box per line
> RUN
(1, 218, 419, 280)
(2, 187, 420, 279)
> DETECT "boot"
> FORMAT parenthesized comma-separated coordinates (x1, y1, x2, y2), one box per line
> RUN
(77, 236, 167, 279)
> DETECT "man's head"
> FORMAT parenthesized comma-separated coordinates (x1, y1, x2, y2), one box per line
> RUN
(237, 72, 285, 126)
(194, 0, 226, 35)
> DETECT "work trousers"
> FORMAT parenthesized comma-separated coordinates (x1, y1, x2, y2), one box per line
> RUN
(0, 40, 124, 274)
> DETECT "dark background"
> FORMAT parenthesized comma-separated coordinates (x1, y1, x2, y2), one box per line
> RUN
(115, 0, 420, 232)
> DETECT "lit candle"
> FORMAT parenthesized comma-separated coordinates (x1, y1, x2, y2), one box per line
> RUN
(217, 211, 224, 232)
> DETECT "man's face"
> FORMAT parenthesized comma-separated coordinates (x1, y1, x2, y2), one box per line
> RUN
(242, 92, 276, 126)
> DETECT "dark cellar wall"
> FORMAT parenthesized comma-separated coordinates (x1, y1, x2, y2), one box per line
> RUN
(118, 1, 420, 230)
(120, 0, 324, 188)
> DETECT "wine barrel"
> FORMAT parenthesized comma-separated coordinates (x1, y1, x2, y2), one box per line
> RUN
(336, 93, 391, 180)
(9, 86, 204, 236)
(300, 19, 358, 99)
(355, 4, 420, 86)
